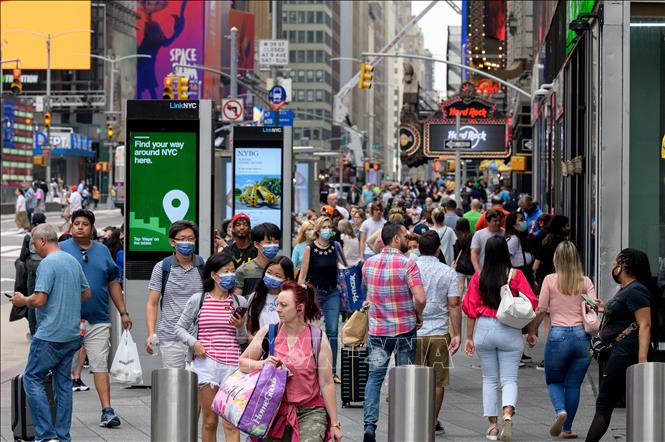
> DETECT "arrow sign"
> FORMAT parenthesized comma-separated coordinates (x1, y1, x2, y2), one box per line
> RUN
(221, 98, 244, 122)
(444, 139, 473, 149)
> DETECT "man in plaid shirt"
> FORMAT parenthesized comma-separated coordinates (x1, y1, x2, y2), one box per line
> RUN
(361, 222, 426, 442)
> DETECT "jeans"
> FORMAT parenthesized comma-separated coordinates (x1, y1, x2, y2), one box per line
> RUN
(474, 317, 524, 417)
(544, 325, 591, 433)
(363, 328, 417, 433)
(23, 337, 82, 442)
(316, 287, 340, 374)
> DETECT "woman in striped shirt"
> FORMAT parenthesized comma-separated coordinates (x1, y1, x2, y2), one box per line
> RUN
(175, 253, 248, 442)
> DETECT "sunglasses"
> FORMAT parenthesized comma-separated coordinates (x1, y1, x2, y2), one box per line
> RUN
(80, 249, 88, 263)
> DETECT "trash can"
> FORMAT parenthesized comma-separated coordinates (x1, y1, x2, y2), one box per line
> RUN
(626, 362, 665, 442)
(388, 365, 435, 442)
(151, 368, 198, 442)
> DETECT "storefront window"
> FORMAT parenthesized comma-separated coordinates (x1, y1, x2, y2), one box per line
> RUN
(629, 16, 665, 274)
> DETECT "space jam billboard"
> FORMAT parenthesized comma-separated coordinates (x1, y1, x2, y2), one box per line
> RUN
(136, 0, 220, 100)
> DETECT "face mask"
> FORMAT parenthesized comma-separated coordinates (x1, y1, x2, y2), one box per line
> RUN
(409, 248, 421, 257)
(612, 265, 622, 284)
(175, 241, 195, 257)
(218, 272, 236, 290)
(320, 228, 334, 240)
(263, 274, 284, 291)
(305, 230, 316, 241)
(518, 221, 528, 232)
(262, 244, 280, 259)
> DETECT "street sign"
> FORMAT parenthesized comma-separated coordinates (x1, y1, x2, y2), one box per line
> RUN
(221, 98, 244, 122)
(444, 139, 473, 149)
(263, 111, 294, 127)
(268, 85, 287, 111)
(34, 96, 44, 112)
(259, 39, 289, 66)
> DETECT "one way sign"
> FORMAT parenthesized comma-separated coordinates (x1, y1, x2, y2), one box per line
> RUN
(444, 139, 473, 149)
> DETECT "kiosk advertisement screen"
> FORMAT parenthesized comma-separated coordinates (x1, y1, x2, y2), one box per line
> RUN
(233, 147, 283, 228)
(128, 131, 197, 252)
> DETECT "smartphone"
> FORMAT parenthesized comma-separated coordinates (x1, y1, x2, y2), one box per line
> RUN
(582, 294, 597, 308)
(233, 306, 248, 318)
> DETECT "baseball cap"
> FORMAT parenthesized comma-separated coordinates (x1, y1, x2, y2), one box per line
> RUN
(413, 223, 430, 235)
(232, 212, 251, 226)
(71, 185, 77, 191)
(321, 205, 334, 216)
(31, 212, 46, 226)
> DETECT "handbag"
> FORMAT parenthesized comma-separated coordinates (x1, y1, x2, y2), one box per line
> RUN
(581, 297, 601, 335)
(496, 269, 536, 329)
(590, 322, 639, 361)
(337, 262, 365, 312)
(110, 330, 143, 384)
(342, 305, 369, 347)
(213, 324, 287, 438)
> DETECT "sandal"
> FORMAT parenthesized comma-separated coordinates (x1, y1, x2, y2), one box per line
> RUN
(560, 432, 578, 439)
(550, 412, 567, 437)
(486, 424, 499, 441)
(500, 415, 512, 441)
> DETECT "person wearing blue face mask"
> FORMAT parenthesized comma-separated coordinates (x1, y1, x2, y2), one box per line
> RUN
(175, 252, 247, 442)
(146, 220, 205, 370)
(506, 212, 535, 290)
(246, 256, 295, 340)
(298, 215, 348, 384)
(234, 222, 282, 298)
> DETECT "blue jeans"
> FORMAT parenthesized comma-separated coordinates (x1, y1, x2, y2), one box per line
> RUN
(23, 337, 82, 442)
(316, 287, 340, 374)
(544, 325, 591, 433)
(474, 317, 524, 417)
(363, 328, 417, 433)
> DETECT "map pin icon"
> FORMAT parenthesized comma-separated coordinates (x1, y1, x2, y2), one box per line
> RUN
(163, 189, 190, 223)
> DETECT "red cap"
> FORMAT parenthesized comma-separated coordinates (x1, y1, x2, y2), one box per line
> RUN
(232, 212, 251, 226)
(71, 185, 77, 191)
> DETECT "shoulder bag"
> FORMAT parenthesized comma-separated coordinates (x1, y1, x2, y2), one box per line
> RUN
(496, 269, 536, 329)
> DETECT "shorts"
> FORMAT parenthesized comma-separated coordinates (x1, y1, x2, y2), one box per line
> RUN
(160, 340, 189, 370)
(74, 323, 111, 373)
(191, 356, 237, 388)
(416, 334, 451, 388)
(265, 407, 328, 442)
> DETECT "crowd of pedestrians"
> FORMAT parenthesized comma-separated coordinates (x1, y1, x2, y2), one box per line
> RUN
(9, 177, 661, 442)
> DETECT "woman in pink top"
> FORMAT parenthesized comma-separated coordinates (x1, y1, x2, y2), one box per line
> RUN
(526, 241, 596, 439)
(462, 237, 538, 441)
(239, 281, 343, 442)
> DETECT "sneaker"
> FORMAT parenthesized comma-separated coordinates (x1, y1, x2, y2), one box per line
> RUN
(550, 411, 568, 437)
(435, 420, 445, 434)
(536, 361, 545, 371)
(520, 353, 532, 362)
(72, 378, 89, 392)
(518, 361, 526, 368)
(363, 431, 376, 442)
(100, 408, 121, 428)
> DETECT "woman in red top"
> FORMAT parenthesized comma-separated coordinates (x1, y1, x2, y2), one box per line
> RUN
(462, 237, 538, 441)
(239, 281, 343, 442)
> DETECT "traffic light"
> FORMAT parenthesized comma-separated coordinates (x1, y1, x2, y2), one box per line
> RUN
(44, 112, 51, 129)
(95, 162, 102, 172)
(359, 63, 374, 89)
(107, 124, 113, 140)
(162, 75, 174, 100)
(10, 69, 22, 95)
(177, 76, 189, 100)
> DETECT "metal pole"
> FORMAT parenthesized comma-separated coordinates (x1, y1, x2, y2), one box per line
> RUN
(108, 61, 115, 204)
(270, 0, 278, 83)
(230, 27, 238, 99)
(45, 34, 52, 183)
(338, 155, 343, 196)
(454, 113, 461, 203)
(366, 89, 371, 162)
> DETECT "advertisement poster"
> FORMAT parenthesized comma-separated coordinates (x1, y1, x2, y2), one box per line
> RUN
(128, 132, 197, 251)
(234, 147, 282, 228)
(294, 162, 310, 214)
(136, 0, 204, 99)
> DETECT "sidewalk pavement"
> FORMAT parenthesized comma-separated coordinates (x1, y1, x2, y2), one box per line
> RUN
(0, 320, 624, 442)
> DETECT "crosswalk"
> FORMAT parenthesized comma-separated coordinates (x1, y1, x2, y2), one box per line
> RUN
(1, 245, 22, 260)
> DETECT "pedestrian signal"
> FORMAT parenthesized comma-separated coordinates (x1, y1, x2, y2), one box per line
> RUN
(11, 69, 22, 95)
(162, 75, 174, 100)
(177, 76, 189, 100)
(359, 63, 374, 89)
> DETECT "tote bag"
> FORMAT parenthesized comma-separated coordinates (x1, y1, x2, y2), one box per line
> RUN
(496, 269, 536, 329)
(342, 305, 369, 347)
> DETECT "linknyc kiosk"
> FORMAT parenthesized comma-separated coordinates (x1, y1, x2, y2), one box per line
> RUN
(123, 100, 213, 385)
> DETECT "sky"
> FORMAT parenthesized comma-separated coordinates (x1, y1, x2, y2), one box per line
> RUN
(411, 1, 463, 95)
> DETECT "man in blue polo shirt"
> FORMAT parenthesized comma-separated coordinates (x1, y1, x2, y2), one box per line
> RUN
(61, 209, 132, 428)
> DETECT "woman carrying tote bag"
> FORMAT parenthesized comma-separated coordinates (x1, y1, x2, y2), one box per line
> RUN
(462, 236, 538, 441)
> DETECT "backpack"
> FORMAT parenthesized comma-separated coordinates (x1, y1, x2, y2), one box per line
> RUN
(261, 323, 322, 367)
(160, 255, 205, 309)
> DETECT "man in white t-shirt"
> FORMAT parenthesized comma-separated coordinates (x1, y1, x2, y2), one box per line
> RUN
(69, 186, 83, 212)
(470, 209, 506, 272)
(359, 202, 386, 261)
(327, 192, 349, 219)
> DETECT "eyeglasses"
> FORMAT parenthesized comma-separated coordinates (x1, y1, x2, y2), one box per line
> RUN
(174, 236, 196, 242)
(80, 249, 88, 263)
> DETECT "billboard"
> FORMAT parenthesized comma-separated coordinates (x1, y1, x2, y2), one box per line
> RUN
(233, 147, 283, 228)
(0, 1, 91, 70)
(136, 0, 205, 99)
(424, 120, 509, 158)
(128, 131, 198, 252)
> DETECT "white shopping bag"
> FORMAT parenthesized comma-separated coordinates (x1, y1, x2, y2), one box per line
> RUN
(110, 330, 143, 384)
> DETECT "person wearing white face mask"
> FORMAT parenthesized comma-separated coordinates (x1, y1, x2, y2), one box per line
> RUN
(298, 215, 347, 384)
(146, 220, 205, 369)
(175, 252, 248, 442)
(505, 212, 535, 290)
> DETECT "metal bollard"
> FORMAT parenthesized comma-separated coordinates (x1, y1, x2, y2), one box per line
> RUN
(626, 362, 665, 442)
(388, 365, 435, 442)
(151, 368, 198, 442)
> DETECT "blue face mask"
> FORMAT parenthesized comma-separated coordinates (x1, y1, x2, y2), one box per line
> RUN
(217, 272, 236, 290)
(175, 241, 195, 257)
(262, 244, 280, 259)
(320, 228, 334, 240)
(263, 274, 284, 291)
(518, 221, 528, 232)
